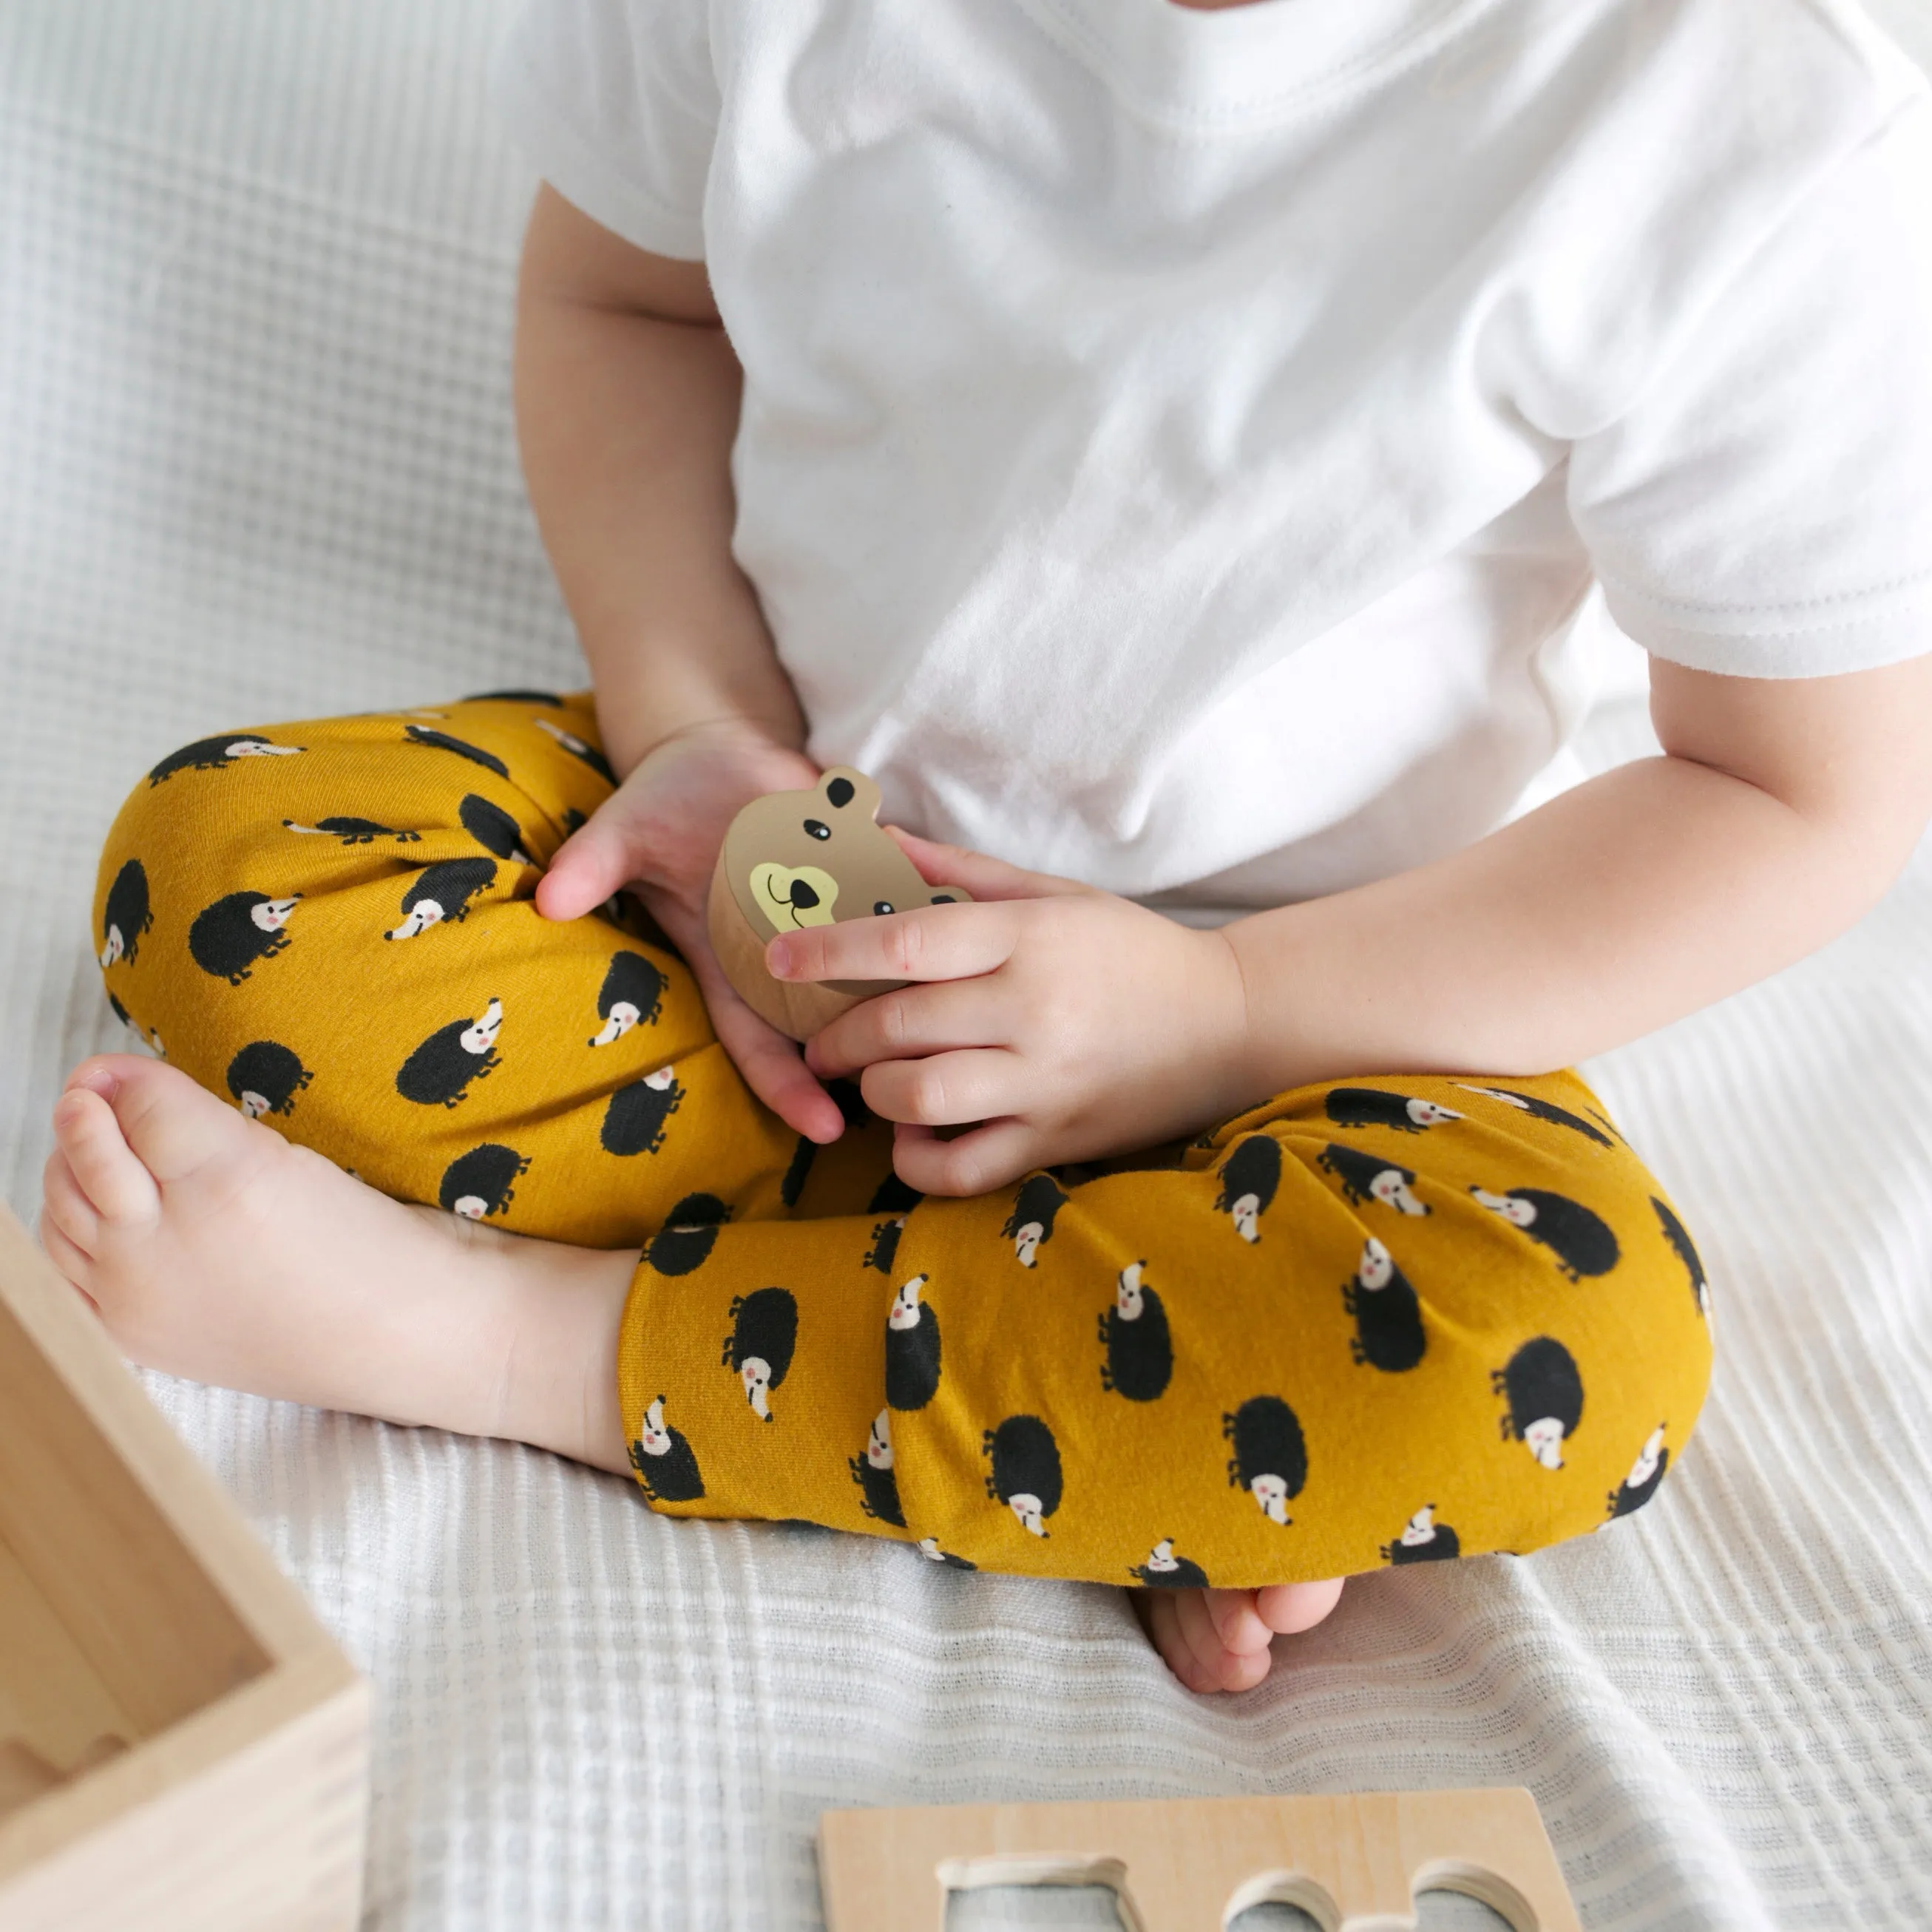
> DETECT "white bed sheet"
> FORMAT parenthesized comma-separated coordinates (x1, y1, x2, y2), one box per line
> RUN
(2, 3, 1931, 1925)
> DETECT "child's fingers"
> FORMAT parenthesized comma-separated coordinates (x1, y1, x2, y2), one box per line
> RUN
(861, 1048, 1019, 1129)
(534, 807, 632, 923)
(884, 825, 1090, 903)
(680, 940, 847, 1145)
(767, 899, 1015, 986)
(804, 978, 1008, 1078)
(890, 1116, 1038, 1196)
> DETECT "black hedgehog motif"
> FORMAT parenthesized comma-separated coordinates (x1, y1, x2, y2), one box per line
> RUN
(629, 1396, 705, 1502)
(826, 1078, 870, 1128)
(600, 1067, 684, 1155)
(1607, 1425, 1670, 1519)
(395, 997, 503, 1107)
(779, 1136, 817, 1207)
(885, 1273, 942, 1411)
(983, 1414, 1062, 1536)
(1001, 1173, 1068, 1266)
(147, 733, 301, 785)
(1224, 1395, 1308, 1526)
(1325, 1087, 1463, 1133)
(385, 858, 497, 940)
(1099, 1261, 1173, 1402)
(1453, 1084, 1614, 1148)
(850, 1411, 906, 1526)
(458, 793, 531, 862)
(1343, 1236, 1426, 1372)
(1382, 1505, 1461, 1565)
(1316, 1143, 1428, 1215)
(1213, 1135, 1281, 1242)
(282, 816, 421, 846)
(532, 715, 617, 784)
(438, 1144, 530, 1221)
(226, 1041, 313, 1119)
(1471, 1187, 1620, 1281)
(917, 1539, 976, 1570)
(864, 1217, 906, 1275)
(404, 724, 509, 779)
(1129, 1540, 1210, 1589)
(1652, 1197, 1709, 1317)
(106, 992, 133, 1029)
(100, 859, 154, 967)
(188, 891, 299, 984)
(1492, 1336, 1584, 1470)
(722, 1287, 799, 1421)
(869, 1173, 923, 1215)
(646, 1193, 732, 1275)
(589, 952, 665, 1045)
(463, 688, 564, 706)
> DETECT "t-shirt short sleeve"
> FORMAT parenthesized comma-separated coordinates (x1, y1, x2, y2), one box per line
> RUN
(1570, 101, 1932, 678)
(492, 0, 717, 260)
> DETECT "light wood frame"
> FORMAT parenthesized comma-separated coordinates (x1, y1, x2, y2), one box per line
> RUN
(0, 1202, 368, 1931)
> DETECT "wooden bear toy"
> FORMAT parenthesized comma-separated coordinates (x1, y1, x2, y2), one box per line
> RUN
(706, 767, 972, 1041)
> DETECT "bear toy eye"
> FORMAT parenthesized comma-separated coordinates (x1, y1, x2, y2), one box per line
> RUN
(873, 901, 894, 915)
(804, 818, 830, 841)
(825, 777, 855, 809)
(932, 893, 957, 904)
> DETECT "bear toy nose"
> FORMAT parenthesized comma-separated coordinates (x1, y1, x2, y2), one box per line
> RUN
(788, 878, 820, 909)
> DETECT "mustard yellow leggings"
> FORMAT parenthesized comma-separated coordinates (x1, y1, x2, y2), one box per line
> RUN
(94, 693, 1713, 1587)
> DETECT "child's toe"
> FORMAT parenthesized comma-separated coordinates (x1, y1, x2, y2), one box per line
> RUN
(40, 1147, 101, 1253)
(52, 1086, 160, 1224)
(89, 1056, 253, 1188)
(1254, 1576, 1345, 1636)
(1205, 1587, 1275, 1656)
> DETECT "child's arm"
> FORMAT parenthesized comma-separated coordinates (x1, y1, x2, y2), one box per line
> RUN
(514, 186, 844, 1141)
(795, 651, 1932, 1193)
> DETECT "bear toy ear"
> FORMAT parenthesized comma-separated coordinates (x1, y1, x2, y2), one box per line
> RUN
(817, 766, 879, 816)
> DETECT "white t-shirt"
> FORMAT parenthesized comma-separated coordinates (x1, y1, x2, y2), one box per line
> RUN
(495, 0, 1932, 921)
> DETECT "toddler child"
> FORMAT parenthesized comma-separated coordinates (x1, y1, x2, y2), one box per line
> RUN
(45, 0, 1932, 1693)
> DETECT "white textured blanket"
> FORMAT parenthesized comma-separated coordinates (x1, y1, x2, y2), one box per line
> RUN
(4, 3, 1931, 1925)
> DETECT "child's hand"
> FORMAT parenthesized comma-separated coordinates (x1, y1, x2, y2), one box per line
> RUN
(535, 722, 847, 1143)
(787, 833, 1255, 1193)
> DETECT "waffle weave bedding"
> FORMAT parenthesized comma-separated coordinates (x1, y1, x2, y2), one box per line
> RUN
(3, 2, 1931, 1925)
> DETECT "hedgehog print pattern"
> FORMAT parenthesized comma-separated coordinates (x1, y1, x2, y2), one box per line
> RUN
(1317, 1144, 1428, 1215)
(642, 1193, 730, 1275)
(395, 997, 503, 1107)
(1343, 1236, 1426, 1372)
(1652, 1198, 1709, 1316)
(1383, 1505, 1460, 1565)
(1607, 1425, 1669, 1519)
(779, 1136, 816, 1207)
(1224, 1396, 1306, 1526)
(402, 725, 509, 778)
(870, 1173, 923, 1215)
(456, 793, 535, 864)
(1453, 1084, 1614, 1147)
(1002, 1174, 1068, 1266)
(226, 1042, 313, 1119)
(589, 952, 665, 1045)
(1325, 1088, 1463, 1133)
(438, 1144, 530, 1220)
(600, 1068, 683, 1156)
(630, 1396, 705, 1502)
(885, 1273, 942, 1411)
(1213, 1135, 1281, 1242)
(722, 1287, 798, 1421)
(864, 1217, 905, 1274)
(1130, 1539, 1209, 1589)
(100, 860, 154, 968)
(384, 858, 497, 940)
(464, 688, 565, 706)
(1099, 1261, 1172, 1401)
(188, 892, 299, 983)
(282, 816, 422, 846)
(147, 734, 303, 785)
(1471, 1187, 1620, 1281)
(1493, 1337, 1584, 1470)
(917, 1539, 976, 1570)
(531, 714, 617, 784)
(850, 1410, 906, 1525)
(983, 1414, 1061, 1537)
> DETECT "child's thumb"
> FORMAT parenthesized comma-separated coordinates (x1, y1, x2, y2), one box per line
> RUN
(534, 809, 632, 922)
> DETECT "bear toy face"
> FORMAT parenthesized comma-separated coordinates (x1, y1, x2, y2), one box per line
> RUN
(705, 767, 972, 1041)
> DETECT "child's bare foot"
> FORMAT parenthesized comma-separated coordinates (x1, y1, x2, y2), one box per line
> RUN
(38, 1055, 634, 1472)
(1134, 1579, 1346, 1693)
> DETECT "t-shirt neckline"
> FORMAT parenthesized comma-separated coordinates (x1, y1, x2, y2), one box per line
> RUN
(1014, 0, 1497, 127)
